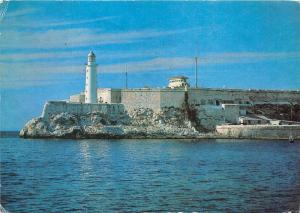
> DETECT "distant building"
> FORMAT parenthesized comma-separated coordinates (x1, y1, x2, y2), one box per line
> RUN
(97, 88, 121, 104)
(69, 92, 85, 103)
(168, 76, 190, 89)
(239, 116, 269, 125)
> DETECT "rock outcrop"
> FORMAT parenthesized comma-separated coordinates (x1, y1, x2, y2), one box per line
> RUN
(20, 107, 201, 139)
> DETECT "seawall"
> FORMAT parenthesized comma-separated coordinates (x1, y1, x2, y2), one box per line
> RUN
(216, 124, 300, 139)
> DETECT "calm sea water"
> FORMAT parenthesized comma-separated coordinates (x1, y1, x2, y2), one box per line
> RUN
(1, 137, 300, 212)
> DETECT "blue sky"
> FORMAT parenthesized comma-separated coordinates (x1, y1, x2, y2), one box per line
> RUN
(1, 1, 300, 130)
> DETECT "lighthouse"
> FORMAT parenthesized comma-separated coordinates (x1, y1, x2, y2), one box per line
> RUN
(85, 51, 98, 103)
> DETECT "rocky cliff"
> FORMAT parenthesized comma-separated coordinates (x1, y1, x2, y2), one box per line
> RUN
(20, 107, 201, 139)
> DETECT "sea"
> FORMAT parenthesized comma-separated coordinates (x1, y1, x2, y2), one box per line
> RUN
(1, 135, 300, 212)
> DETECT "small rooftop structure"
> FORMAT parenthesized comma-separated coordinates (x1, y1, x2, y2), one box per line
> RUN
(169, 76, 188, 80)
(168, 76, 190, 89)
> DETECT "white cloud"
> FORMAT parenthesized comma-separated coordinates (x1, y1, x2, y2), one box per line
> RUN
(0, 62, 84, 89)
(0, 51, 86, 62)
(3, 15, 118, 28)
(4, 46, 299, 65)
(5, 7, 37, 18)
(101, 57, 194, 73)
(0, 78, 70, 89)
(202, 52, 300, 64)
(100, 51, 300, 73)
(0, 28, 189, 49)
(0, 49, 162, 62)
(1, 51, 300, 89)
(44, 16, 117, 27)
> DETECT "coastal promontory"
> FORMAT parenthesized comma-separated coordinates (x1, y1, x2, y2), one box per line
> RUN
(20, 106, 200, 139)
(19, 52, 300, 140)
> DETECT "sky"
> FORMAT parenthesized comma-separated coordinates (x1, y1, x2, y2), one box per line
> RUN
(0, 1, 300, 130)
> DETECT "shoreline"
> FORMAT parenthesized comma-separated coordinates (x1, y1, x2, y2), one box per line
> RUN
(18, 133, 299, 140)
(18, 103, 300, 141)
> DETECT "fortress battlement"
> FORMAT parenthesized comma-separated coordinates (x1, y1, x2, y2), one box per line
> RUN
(42, 101, 124, 119)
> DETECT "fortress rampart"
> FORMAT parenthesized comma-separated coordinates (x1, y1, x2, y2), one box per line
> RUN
(120, 89, 186, 111)
(41, 101, 124, 119)
(112, 88, 300, 111)
(188, 88, 300, 106)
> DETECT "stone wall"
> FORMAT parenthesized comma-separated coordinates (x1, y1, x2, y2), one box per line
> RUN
(160, 89, 186, 108)
(72, 87, 300, 110)
(188, 89, 250, 106)
(42, 101, 124, 119)
(216, 124, 300, 139)
(121, 89, 161, 111)
(188, 88, 300, 106)
(247, 90, 300, 104)
(222, 104, 240, 124)
(120, 89, 186, 110)
(194, 105, 225, 131)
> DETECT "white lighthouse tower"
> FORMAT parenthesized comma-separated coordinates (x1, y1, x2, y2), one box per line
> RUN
(85, 51, 98, 103)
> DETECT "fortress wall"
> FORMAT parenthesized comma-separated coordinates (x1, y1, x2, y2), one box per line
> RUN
(42, 101, 124, 119)
(195, 105, 225, 131)
(121, 89, 186, 110)
(68, 88, 300, 118)
(188, 88, 300, 106)
(246, 90, 300, 103)
(216, 124, 300, 139)
(222, 104, 240, 124)
(160, 90, 186, 108)
(188, 89, 249, 106)
(71, 87, 300, 110)
(121, 89, 161, 111)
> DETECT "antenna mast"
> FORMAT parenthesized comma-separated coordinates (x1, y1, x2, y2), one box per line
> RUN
(125, 65, 128, 89)
(195, 57, 199, 88)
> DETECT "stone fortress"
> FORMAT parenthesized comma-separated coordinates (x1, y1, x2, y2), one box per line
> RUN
(20, 52, 300, 139)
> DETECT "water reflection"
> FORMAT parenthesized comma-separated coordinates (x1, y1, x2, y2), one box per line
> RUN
(1, 138, 300, 212)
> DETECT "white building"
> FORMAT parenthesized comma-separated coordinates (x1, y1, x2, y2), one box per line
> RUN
(168, 76, 190, 89)
(97, 88, 121, 103)
(85, 51, 98, 103)
(70, 92, 85, 103)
